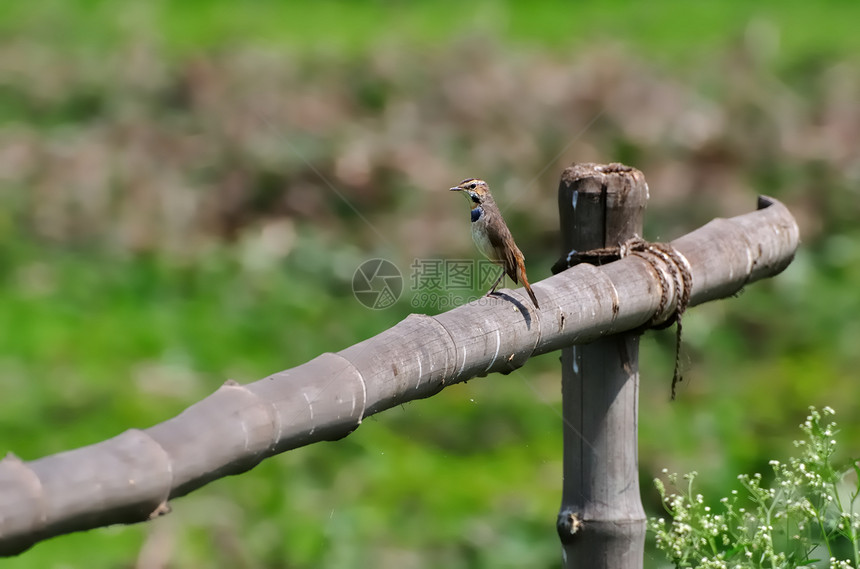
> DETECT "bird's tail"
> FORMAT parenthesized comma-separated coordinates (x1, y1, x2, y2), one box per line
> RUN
(515, 257, 540, 310)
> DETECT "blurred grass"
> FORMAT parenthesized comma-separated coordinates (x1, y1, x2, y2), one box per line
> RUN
(2, 0, 860, 67)
(0, 1, 859, 568)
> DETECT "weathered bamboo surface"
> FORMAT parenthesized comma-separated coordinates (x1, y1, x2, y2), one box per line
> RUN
(0, 195, 798, 556)
(556, 163, 648, 569)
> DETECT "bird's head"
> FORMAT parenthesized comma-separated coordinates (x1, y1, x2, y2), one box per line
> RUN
(449, 178, 491, 208)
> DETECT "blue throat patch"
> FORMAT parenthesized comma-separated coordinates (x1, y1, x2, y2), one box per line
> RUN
(471, 206, 482, 223)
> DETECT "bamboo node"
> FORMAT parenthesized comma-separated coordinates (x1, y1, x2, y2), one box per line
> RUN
(556, 509, 584, 544)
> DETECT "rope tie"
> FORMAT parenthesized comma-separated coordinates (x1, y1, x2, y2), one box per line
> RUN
(553, 237, 693, 399)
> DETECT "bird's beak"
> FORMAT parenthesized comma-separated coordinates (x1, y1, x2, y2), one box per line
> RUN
(449, 186, 462, 192)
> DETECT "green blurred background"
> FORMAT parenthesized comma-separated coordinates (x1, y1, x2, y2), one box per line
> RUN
(1, 1, 858, 567)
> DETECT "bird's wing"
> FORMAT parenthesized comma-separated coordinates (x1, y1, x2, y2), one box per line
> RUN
(486, 219, 521, 285)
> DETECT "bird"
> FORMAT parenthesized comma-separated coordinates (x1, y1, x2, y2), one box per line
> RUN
(450, 178, 540, 309)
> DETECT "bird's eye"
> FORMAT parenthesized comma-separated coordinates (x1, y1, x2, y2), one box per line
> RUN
(468, 183, 476, 189)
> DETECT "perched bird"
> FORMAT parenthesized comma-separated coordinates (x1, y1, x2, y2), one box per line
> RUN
(450, 178, 540, 309)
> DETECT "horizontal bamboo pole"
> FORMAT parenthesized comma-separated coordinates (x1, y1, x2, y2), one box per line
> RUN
(0, 196, 799, 556)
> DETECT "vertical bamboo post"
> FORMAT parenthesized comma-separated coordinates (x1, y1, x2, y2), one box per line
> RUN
(555, 163, 648, 568)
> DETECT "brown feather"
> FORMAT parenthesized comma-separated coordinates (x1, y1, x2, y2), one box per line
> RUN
(481, 199, 538, 308)
(481, 206, 517, 280)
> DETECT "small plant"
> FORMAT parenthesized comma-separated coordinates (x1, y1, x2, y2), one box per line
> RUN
(650, 407, 860, 569)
